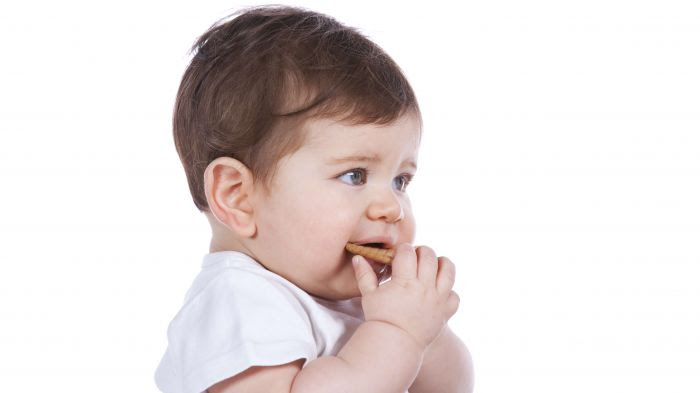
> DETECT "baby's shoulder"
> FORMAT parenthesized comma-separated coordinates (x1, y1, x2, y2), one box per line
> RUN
(168, 263, 313, 337)
(187, 263, 297, 305)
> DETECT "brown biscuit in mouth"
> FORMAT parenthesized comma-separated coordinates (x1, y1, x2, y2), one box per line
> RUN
(345, 242, 394, 264)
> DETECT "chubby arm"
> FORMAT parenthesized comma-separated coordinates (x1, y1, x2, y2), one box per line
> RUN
(209, 360, 304, 393)
(292, 320, 425, 392)
(210, 321, 423, 393)
(209, 321, 424, 393)
(409, 326, 474, 393)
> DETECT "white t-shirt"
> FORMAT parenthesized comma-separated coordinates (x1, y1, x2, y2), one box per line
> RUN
(155, 251, 365, 393)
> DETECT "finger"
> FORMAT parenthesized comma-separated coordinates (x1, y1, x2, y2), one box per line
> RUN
(416, 246, 438, 286)
(390, 243, 417, 281)
(445, 290, 460, 319)
(352, 255, 378, 295)
(436, 256, 456, 294)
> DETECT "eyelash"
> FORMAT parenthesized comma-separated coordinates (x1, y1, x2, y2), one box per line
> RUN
(337, 168, 414, 192)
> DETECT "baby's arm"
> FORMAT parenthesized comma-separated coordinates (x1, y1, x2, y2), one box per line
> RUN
(210, 322, 423, 393)
(209, 360, 304, 393)
(409, 326, 474, 393)
(209, 244, 459, 393)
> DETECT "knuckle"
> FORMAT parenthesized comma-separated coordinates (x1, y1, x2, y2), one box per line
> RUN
(397, 243, 414, 253)
(440, 257, 456, 277)
(416, 246, 437, 262)
(451, 291, 460, 305)
(439, 256, 454, 268)
(447, 291, 460, 314)
(394, 243, 416, 264)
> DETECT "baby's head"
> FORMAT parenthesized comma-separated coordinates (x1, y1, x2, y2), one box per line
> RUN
(174, 6, 422, 300)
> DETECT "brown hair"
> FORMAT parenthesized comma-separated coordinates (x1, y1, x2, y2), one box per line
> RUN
(173, 5, 420, 211)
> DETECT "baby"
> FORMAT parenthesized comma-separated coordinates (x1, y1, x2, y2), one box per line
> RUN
(156, 6, 473, 393)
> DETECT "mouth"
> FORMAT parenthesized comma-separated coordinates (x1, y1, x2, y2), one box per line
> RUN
(363, 242, 390, 250)
(345, 242, 395, 265)
(345, 241, 394, 283)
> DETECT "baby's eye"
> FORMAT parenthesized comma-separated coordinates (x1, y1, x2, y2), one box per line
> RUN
(338, 168, 367, 186)
(393, 174, 413, 192)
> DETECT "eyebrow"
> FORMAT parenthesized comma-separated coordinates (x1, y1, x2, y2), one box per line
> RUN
(327, 154, 417, 170)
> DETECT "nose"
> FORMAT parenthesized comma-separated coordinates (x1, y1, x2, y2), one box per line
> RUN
(366, 187, 404, 223)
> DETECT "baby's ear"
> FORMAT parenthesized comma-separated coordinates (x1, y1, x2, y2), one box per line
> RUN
(203, 157, 257, 238)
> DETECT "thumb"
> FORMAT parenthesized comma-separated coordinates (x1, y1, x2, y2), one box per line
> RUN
(352, 255, 378, 295)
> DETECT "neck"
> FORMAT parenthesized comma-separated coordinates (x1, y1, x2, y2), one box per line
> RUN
(206, 212, 253, 255)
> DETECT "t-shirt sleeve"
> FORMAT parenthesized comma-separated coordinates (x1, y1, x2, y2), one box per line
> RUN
(155, 269, 317, 393)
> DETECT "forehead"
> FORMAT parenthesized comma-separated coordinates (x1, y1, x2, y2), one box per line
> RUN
(300, 114, 422, 158)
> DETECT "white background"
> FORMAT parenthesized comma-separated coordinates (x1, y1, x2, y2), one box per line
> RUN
(1, 1, 698, 392)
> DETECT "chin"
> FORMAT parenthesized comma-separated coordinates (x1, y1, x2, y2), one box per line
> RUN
(308, 278, 362, 301)
(318, 284, 362, 301)
(307, 252, 384, 301)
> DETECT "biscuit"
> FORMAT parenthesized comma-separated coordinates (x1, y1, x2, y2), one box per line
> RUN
(345, 242, 394, 264)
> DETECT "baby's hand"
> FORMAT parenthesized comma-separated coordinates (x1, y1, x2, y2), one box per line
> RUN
(352, 243, 460, 349)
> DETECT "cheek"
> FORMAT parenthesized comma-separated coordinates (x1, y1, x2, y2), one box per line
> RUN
(400, 200, 417, 243)
(281, 189, 356, 246)
(402, 214, 416, 244)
